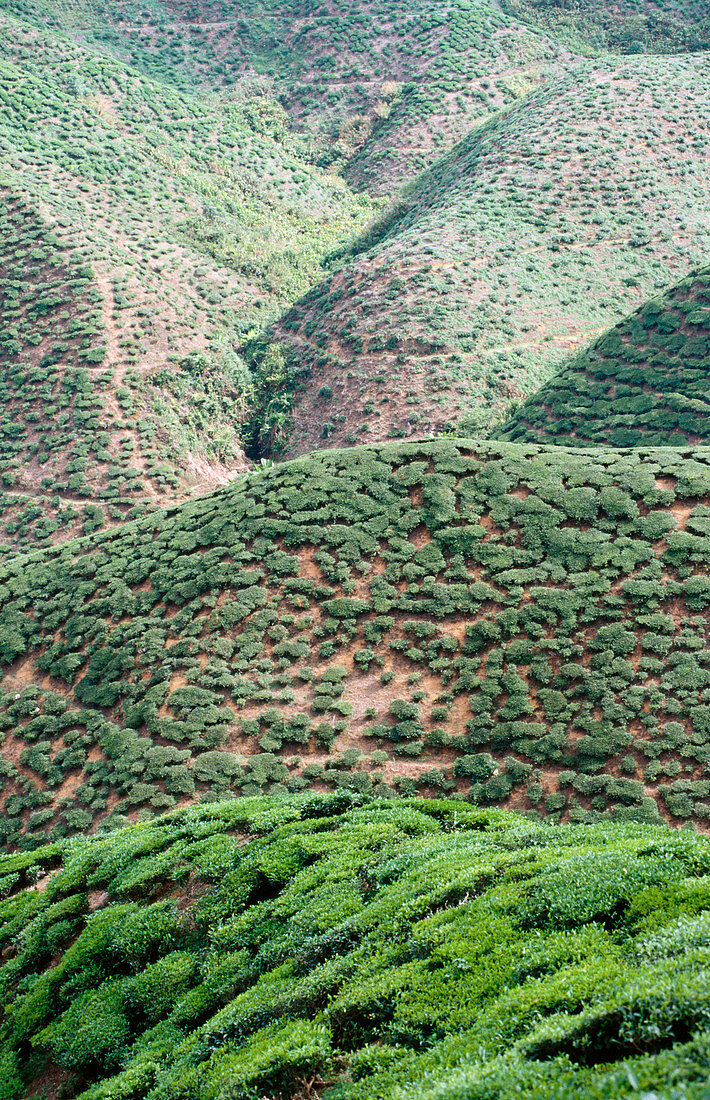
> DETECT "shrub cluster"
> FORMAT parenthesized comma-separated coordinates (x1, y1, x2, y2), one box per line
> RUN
(1, 794, 709, 1099)
(2, 439, 710, 845)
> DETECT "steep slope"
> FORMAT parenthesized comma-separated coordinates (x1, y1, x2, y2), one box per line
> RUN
(1, 796, 710, 1100)
(0, 0, 576, 194)
(496, 266, 710, 447)
(3, 439, 710, 849)
(256, 55, 710, 459)
(0, 188, 252, 553)
(0, 11, 374, 550)
(504, 0, 710, 54)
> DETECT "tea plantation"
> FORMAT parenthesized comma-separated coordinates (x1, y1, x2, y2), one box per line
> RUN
(3, 439, 710, 849)
(0, 0, 574, 193)
(496, 265, 710, 448)
(1, 795, 710, 1099)
(0, 7, 375, 549)
(259, 55, 710, 458)
(1, 1, 710, 1094)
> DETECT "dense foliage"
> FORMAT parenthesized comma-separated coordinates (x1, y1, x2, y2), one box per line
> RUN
(2, 439, 710, 848)
(503, 0, 710, 54)
(496, 265, 710, 447)
(259, 55, 710, 458)
(1, 794, 709, 1100)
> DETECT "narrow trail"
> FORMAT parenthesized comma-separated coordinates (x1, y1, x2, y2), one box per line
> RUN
(481, 329, 607, 355)
(93, 271, 165, 500)
(95, 273, 126, 395)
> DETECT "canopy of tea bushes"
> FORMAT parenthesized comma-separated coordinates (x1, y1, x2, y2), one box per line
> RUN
(1, 794, 710, 1099)
(496, 266, 710, 448)
(3, 439, 710, 850)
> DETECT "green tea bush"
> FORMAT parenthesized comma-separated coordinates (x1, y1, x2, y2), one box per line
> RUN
(1, 795, 710, 1098)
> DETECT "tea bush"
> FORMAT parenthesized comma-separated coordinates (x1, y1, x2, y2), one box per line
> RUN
(0, 794, 709, 1099)
(2, 439, 710, 845)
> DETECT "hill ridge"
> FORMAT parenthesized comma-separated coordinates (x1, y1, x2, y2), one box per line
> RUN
(257, 53, 710, 458)
(2, 438, 710, 850)
(496, 264, 710, 447)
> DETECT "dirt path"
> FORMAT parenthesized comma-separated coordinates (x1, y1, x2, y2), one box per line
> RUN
(95, 273, 126, 393)
(481, 328, 607, 355)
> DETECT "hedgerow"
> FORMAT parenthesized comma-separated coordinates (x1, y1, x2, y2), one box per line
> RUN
(0, 794, 709, 1099)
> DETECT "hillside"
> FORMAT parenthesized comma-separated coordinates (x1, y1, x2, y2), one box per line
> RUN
(3, 439, 710, 850)
(0, 10, 374, 551)
(1, 2, 710, 1095)
(0, 0, 576, 194)
(255, 54, 710, 459)
(1, 795, 710, 1100)
(504, 0, 710, 54)
(495, 266, 710, 448)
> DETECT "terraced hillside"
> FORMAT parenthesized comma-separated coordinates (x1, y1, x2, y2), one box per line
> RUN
(257, 55, 710, 459)
(505, 0, 710, 54)
(0, 10, 374, 550)
(496, 266, 710, 448)
(3, 439, 710, 851)
(2, 796, 710, 1100)
(0, 0, 575, 194)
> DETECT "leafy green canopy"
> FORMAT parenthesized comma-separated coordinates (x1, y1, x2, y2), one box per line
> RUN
(3, 439, 710, 849)
(496, 266, 710, 447)
(1, 794, 710, 1099)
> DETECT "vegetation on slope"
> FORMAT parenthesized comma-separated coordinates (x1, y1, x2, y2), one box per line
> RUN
(0, 9, 375, 549)
(254, 55, 710, 458)
(496, 265, 710, 448)
(1, 795, 710, 1100)
(0, 187, 257, 553)
(3, 439, 710, 849)
(0, 0, 574, 193)
(503, 0, 710, 55)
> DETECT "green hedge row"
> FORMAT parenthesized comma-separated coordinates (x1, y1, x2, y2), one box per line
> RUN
(0, 794, 709, 1099)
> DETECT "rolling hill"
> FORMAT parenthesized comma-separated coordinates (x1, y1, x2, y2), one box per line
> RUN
(254, 53, 710, 459)
(0, 1, 710, 1096)
(0, 9, 375, 551)
(495, 265, 710, 447)
(2, 438, 710, 851)
(0, 0, 576, 194)
(1, 795, 709, 1100)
